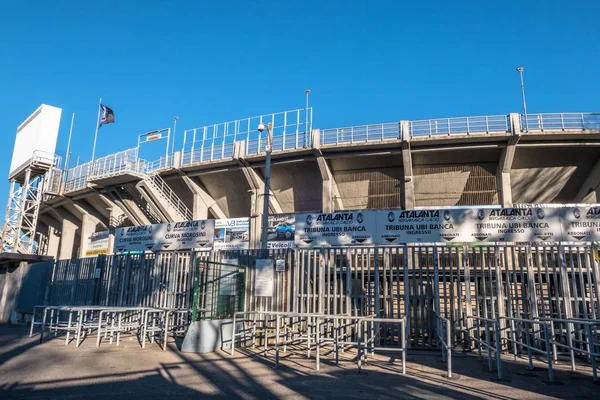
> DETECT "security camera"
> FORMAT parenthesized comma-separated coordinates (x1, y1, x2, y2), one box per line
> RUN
(257, 123, 266, 132)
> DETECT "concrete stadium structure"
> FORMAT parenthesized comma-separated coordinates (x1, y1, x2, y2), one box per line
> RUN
(21, 110, 600, 258)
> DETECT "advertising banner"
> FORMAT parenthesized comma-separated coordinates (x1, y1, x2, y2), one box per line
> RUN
(560, 206, 600, 242)
(158, 220, 214, 250)
(295, 211, 377, 247)
(376, 209, 472, 244)
(267, 214, 296, 249)
(84, 231, 109, 257)
(214, 218, 250, 250)
(463, 207, 563, 243)
(115, 224, 157, 252)
(114, 220, 214, 253)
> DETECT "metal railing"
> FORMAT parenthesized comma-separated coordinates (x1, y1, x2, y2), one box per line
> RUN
(501, 316, 555, 382)
(409, 115, 510, 137)
(59, 112, 600, 192)
(319, 122, 401, 146)
(521, 112, 600, 132)
(145, 174, 193, 221)
(467, 316, 503, 380)
(537, 316, 600, 382)
(182, 108, 312, 165)
(88, 148, 147, 180)
(147, 154, 174, 173)
(435, 312, 452, 378)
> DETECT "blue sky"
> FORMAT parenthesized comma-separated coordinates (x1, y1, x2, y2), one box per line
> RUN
(0, 1, 598, 222)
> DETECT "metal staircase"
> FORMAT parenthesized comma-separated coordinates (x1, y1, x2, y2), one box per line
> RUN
(137, 173, 192, 222)
(106, 185, 162, 226)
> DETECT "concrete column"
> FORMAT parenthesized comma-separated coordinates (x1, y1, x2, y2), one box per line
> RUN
(509, 113, 522, 135)
(312, 129, 321, 150)
(181, 175, 225, 220)
(574, 157, 600, 203)
(59, 218, 78, 260)
(315, 150, 343, 212)
(173, 151, 181, 168)
(79, 214, 97, 258)
(497, 136, 519, 208)
(401, 121, 415, 210)
(47, 226, 61, 258)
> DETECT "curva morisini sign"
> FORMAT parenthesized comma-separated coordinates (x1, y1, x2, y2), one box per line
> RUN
(114, 220, 214, 253)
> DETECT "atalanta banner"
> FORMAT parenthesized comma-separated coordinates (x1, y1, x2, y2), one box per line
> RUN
(114, 220, 214, 252)
(295, 211, 377, 246)
(561, 206, 600, 242)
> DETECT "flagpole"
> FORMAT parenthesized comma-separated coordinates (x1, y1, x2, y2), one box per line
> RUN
(64, 112, 75, 171)
(91, 97, 102, 162)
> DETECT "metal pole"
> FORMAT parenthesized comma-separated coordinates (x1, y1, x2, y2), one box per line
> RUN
(65, 113, 75, 171)
(165, 128, 171, 167)
(260, 123, 273, 250)
(517, 68, 528, 131)
(171, 116, 179, 160)
(91, 98, 102, 162)
(305, 89, 311, 147)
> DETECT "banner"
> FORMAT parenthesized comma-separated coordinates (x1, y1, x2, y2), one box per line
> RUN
(464, 207, 563, 243)
(114, 220, 214, 253)
(159, 220, 214, 250)
(267, 214, 295, 249)
(561, 206, 600, 242)
(214, 218, 250, 250)
(376, 209, 471, 244)
(84, 231, 109, 257)
(295, 211, 377, 246)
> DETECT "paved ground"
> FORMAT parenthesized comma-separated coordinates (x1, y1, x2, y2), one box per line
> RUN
(0, 324, 598, 399)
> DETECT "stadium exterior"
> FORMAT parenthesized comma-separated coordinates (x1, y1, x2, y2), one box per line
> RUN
(16, 110, 600, 259)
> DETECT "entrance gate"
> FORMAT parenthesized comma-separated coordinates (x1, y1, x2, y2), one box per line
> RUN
(45, 244, 600, 349)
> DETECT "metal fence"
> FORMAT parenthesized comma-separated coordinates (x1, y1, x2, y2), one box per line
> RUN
(181, 108, 312, 166)
(57, 112, 600, 194)
(521, 112, 600, 132)
(45, 244, 599, 353)
(320, 123, 400, 146)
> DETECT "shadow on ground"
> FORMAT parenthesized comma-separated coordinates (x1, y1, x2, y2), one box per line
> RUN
(0, 324, 598, 400)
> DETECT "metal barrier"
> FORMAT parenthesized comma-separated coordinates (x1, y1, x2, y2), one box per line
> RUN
(409, 115, 511, 137)
(230, 311, 407, 373)
(521, 113, 600, 132)
(56, 111, 600, 193)
(467, 316, 503, 380)
(356, 317, 408, 374)
(501, 316, 554, 382)
(182, 108, 312, 166)
(319, 123, 400, 146)
(434, 312, 452, 378)
(537, 317, 600, 382)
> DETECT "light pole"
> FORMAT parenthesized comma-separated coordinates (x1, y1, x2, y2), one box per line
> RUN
(305, 89, 311, 147)
(171, 116, 179, 160)
(516, 67, 528, 131)
(258, 121, 273, 249)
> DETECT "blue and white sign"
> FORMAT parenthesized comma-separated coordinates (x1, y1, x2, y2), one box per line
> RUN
(114, 220, 214, 252)
(295, 211, 377, 246)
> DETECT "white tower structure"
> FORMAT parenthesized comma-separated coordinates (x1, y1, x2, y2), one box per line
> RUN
(1, 105, 62, 254)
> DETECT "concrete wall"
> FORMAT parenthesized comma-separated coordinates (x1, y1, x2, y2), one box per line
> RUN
(0, 261, 52, 323)
(511, 147, 599, 204)
(260, 161, 322, 213)
(198, 170, 251, 218)
(329, 154, 403, 210)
